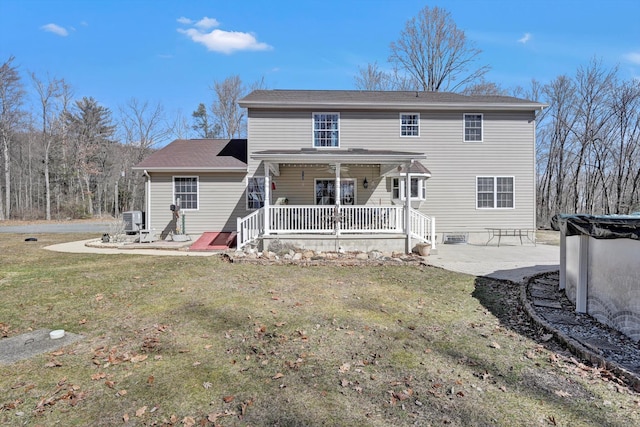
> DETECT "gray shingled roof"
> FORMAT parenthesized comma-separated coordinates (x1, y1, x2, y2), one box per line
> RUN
(133, 139, 247, 171)
(239, 90, 546, 111)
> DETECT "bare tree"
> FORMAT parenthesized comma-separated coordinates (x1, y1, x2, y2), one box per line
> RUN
(31, 73, 63, 220)
(119, 98, 169, 212)
(388, 6, 489, 92)
(211, 75, 246, 139)
(209, 75, 267, 139)
(354, 62, 392, 91)
(354, 62, 419, 91)
(461, 79, 509, 96)
(0, 56, 26, 220)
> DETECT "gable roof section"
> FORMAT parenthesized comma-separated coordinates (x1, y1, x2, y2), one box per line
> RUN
(133, 139, 247, 172)
(240, 90, 547, 111)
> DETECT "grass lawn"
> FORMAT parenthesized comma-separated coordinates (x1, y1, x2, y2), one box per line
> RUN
(0, 234, 638, 426)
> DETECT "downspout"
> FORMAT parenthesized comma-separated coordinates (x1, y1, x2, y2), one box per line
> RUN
(143, 170, 151, 230)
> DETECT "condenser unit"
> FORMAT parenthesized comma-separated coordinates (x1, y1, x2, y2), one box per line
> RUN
(123, 210, 144, 233)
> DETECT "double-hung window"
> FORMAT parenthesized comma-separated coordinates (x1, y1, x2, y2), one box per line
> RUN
(464, 113, 483, 142)
(477, 176, 514, 209)
(392, 177, 427, 201)
(400, 113, 420, 137)
(174, 177, 198, 210)
(247, 177, 265, 209)
(313, 113, 339, 147)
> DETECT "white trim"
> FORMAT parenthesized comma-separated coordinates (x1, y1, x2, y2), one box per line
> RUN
(476, 175, 515, 209)
(314, 177, 356, 205)
(463, 113, 483, 143)
(172, 176, 199, 211)
(246, 176, 266, 210)
(391, 175, 427, 201)
(312, 112, 340, 148)
(399, 112, 420, 137)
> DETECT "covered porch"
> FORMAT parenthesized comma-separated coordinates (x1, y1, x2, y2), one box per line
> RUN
(237, 148, 436, 253)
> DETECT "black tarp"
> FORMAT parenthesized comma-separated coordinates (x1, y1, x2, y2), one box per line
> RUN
(559, 214, 640, 240)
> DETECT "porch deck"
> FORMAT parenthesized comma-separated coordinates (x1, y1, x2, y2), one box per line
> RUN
(237, 205, 435, 253)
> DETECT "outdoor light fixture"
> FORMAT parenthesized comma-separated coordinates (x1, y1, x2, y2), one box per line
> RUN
(363, 177, 369, 189)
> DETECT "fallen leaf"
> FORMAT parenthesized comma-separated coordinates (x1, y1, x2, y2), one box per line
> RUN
(91, 372, 106, 381)
(272, 372, 284, 380)
(135, 406, 147, 417)
(123, 413, 129, 422)
(95, 294, 104, 302)
(182, 416, 196, 426)
(339, 362, 351, 373)
(118, 389, 127, 396)
(147, 376, 154, 384)
(104, 380, 115, 389)
(79, 319, 87, 325)
(489, 342, 501, 349)
(554, 390, 571, 398)
(130, 354, 148, 363)
(223, 395, 235, 403)
(203, 382, 212, 389)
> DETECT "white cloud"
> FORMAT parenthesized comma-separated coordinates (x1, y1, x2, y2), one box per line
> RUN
(518, 33, 532, 44)
(623, 52, 640, 65)
(41, 23, 68, 37)
(194, 17, 220, 30)
(177, 16, 193, 25)
(178, 25, 272, 54)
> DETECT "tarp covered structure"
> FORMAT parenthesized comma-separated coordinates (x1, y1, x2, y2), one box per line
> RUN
(559, 214, 640, 240)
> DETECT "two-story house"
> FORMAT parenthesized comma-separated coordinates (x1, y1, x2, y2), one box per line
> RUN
(134, 90, 545, 253)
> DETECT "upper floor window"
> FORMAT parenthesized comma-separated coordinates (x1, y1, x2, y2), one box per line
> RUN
(173, 176, 198, 210)
(247, 177, 265, 209)
(400, 113, 420, 137)
(313, 113, 339, 147)
(477, 176, 514, 209)
(464, 113, 483, 142)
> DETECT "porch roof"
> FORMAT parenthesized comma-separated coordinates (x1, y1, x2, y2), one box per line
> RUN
(251, 148, 426, 164)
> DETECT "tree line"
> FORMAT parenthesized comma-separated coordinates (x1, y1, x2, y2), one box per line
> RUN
(2, 6, 638, 224)
(0, 55, 252, 220)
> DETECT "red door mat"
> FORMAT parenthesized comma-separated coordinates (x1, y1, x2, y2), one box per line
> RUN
(190, 232, 237, 251)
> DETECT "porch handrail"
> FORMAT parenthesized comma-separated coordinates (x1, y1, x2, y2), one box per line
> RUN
(268, 205, 404, 234)
(409, 208, 436, 250)
(237, 207, 264, 249)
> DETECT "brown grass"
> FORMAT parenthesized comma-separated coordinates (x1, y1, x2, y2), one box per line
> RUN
(0, 233, 638, 426)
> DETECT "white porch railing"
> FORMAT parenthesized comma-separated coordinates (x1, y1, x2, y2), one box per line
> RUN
(236, 208, 264, 249)
(409, 208, 436, 250)
(237, 205, 435, 250)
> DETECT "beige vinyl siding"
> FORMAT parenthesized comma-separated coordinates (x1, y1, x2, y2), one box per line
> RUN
(270, 165, 382, 205)
(147, 172, 249, 236)
(422, 111, 536, 233)
(247, 108, 537, 235)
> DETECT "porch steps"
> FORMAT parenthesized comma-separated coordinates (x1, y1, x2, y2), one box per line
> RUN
(189, 232, 237, 251)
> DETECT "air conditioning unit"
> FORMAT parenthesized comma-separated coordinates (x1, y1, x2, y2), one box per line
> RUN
(123, 211, 144, 234)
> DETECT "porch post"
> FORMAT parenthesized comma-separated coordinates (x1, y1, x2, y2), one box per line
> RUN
(405, 162, 412, 254)
(335, 162, 341, 236)
(264, 163, 271, 236)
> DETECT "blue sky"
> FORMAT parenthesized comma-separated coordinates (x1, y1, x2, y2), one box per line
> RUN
(2, 0, 640, 122)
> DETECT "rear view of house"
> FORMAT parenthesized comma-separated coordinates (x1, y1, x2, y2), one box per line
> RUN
(134, 90, 545, 253)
